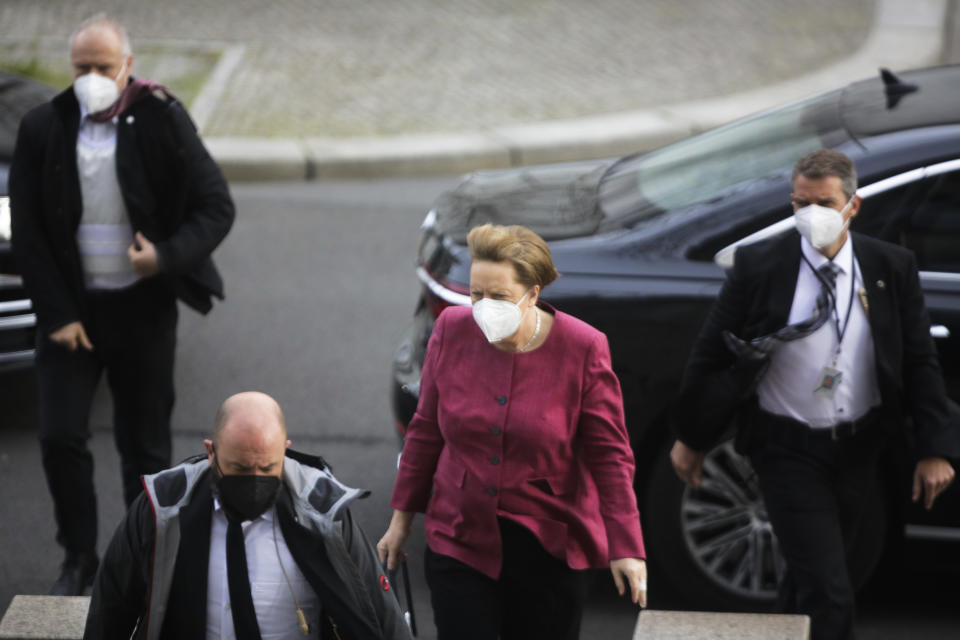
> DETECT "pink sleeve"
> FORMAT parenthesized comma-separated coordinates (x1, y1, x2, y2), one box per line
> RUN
(390, 310, 447, 512)
(579, 333, 646, 560)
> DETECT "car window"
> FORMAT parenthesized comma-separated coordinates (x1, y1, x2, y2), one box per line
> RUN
(599, 92, 849, 225)
(714, 160, 960, 272)
(901, 171, 960, 273)
(855, 167, 960, 273)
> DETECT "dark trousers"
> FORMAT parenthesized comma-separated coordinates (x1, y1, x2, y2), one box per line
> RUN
(424, 517, 591, 640)
(748, 414, 886, 640)
(35, 279, 177, 554)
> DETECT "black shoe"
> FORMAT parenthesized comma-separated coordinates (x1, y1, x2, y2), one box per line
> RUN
(49, 551, 99, 596)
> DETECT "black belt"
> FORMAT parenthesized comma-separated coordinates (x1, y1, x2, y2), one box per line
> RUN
(758, 406, 883, 446)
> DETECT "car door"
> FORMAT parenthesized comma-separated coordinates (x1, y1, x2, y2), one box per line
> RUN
(852, 160, 960, 546)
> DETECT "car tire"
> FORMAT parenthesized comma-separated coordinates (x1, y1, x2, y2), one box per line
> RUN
(644, 438, 780, 611)
(643, 437, 888, 611)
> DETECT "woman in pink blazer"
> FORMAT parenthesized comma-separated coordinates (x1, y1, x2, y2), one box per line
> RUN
(378, 224, 646, 640)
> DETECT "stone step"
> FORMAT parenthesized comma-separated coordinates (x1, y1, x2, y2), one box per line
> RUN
(0, 596, 89, 640)
(0, 596, 813, 640)
(634, 609, 810, 640)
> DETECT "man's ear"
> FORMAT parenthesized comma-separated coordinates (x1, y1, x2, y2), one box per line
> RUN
(204, 439, 215, 466)
(848, 194, 862, 220)
(120, 54, 134, 88)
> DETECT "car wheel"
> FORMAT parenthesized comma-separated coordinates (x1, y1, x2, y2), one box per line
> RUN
(644, 439, 782, 610)
(644, 437, 889, 610)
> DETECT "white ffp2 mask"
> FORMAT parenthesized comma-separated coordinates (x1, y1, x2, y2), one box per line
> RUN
(794, 198, 853, 249)
(73, 62, 125, 114)
(472, 290, 530, 343)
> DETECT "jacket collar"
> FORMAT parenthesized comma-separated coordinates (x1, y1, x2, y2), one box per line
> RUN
(51, 84, 80, 114)
(763, 231, 803, 328)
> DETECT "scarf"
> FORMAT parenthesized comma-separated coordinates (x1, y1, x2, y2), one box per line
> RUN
(88, 77, 177, 122)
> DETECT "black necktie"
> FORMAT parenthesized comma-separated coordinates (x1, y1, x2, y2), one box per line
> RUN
(722, 261, 840, 388)
(226, 516, 263, 640)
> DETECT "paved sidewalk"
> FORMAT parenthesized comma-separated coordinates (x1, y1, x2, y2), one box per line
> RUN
(0, 0, 954, 180)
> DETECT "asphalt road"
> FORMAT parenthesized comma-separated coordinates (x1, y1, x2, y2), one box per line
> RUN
(2, 177, 959, 638)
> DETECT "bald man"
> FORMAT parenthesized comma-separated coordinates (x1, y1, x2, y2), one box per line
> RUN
(85, 392, 412, 640)
(9, 14, 233, 594)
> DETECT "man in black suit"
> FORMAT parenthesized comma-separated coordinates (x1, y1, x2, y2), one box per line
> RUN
(670, 149, 957, 640)
(9, 14, 234, 595)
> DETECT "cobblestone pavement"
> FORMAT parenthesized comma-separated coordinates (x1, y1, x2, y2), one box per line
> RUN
(0, 0, 875, 138)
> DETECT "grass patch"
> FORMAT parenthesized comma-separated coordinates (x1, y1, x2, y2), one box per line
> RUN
(0, 41, 222, 109)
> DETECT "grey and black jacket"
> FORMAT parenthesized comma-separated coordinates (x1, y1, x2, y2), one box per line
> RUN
(83, 450, 411, 640)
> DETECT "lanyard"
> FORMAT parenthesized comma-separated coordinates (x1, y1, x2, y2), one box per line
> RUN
(801, 253, 857, 350)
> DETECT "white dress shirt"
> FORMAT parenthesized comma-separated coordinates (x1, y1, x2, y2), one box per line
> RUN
(757, 236, 881, 428)
(207, 500, 321, 640)
(75, 106, 140, 290)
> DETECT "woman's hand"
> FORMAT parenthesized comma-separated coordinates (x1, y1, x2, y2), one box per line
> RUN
(610, 557, 647, 607)
(377, 510, 415, 571)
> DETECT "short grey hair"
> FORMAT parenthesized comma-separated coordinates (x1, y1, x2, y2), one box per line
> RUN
(792, 149, 858, 201)
(69, 14, 133, 57)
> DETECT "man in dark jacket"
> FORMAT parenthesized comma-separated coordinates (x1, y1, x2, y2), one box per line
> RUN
(670, 150, 957, 640)
(9, 14, 234, 595)
(84, 391, 413, 640)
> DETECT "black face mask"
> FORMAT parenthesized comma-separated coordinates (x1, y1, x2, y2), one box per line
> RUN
(211, 447, 282, 522)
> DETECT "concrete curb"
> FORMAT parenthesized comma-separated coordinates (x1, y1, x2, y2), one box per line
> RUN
(205, 0, 950, 182)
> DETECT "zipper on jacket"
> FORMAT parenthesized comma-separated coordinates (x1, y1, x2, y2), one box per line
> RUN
(328, 616, 343, 640)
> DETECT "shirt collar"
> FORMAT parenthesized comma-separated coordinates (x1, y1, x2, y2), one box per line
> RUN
(800, 233, 854, 275)
(212, 497, 275, 523)
(77, 102, 118, 125)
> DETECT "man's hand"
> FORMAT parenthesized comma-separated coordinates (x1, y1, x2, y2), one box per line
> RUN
(610, 557, 647, 607)
(377, 510, 414, 571)
(912, 456, 955, 510)
(128, 231, 160, 277)
(670, 440, 706, 488)
(49, 321, 93, 352)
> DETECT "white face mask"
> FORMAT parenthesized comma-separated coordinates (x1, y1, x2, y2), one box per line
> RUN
(794, 198, 853, 249)
(472, 290, 531, 343)
(73, 61, 125, 114)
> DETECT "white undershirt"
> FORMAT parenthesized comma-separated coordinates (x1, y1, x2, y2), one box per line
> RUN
(206, 500, 321, 640)
(757, 236, 881, 427)
(75, 107, 140, 290)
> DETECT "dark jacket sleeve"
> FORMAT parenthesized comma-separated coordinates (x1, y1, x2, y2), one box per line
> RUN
(896, 251, 960, 459)
(83, 493, 155, 640)
(339, 509, 413, 640)
(9, 106, 81, 332)
(673, 248, 767, 451)
(152, 101, 234, 276)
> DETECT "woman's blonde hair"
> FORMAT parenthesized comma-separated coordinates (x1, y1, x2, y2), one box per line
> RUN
(466, 224, 559, 288)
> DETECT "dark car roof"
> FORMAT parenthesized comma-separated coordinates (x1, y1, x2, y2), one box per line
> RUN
(433, 66, 960, 248)
(0, 72, 57, 164)
(843, 66, 960, 139)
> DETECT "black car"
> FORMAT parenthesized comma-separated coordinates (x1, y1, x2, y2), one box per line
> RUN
(0, 73, 55, 373)
(390, 65, 960, 609)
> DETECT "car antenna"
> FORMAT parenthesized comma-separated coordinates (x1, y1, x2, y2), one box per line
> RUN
(879, 67, 918, 109)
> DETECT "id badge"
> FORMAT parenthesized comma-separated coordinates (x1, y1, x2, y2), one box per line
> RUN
(813, 366, 843, 399)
